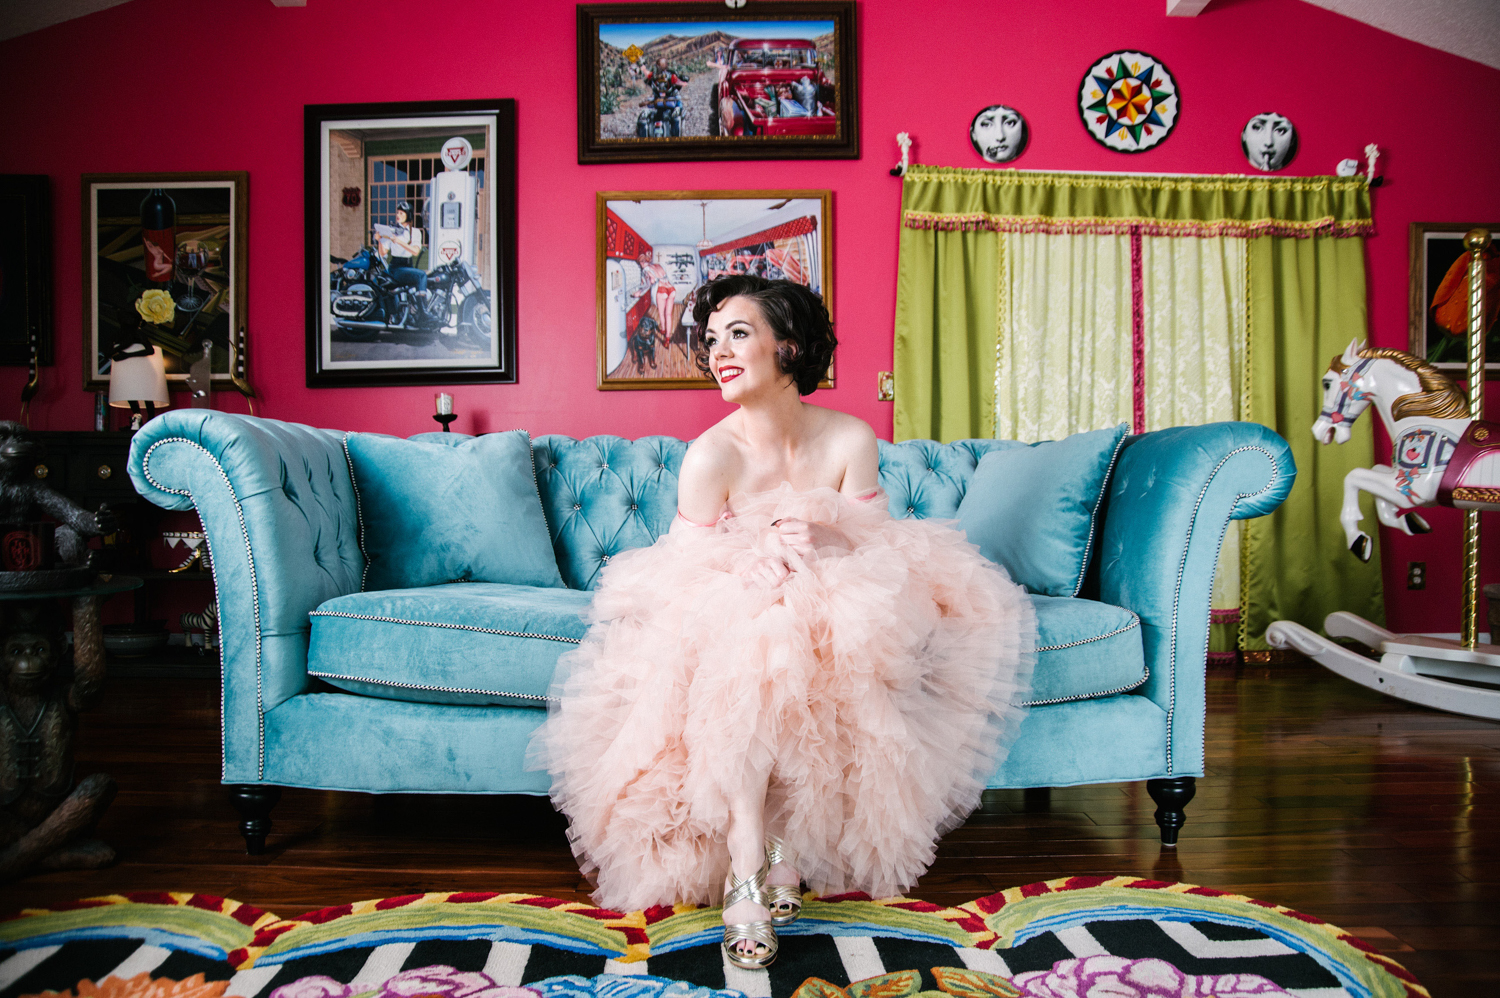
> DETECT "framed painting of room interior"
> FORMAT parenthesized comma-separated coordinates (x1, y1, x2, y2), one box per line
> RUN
(597, 190, 832, 390)
(1409, 221, 1500, 376)
(81, 172, 249, 394)
(577, 1, 858, 163)
(304, 98, 517, 388)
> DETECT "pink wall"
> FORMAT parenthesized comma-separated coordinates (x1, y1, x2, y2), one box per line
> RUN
(2, 0, 1499, 632)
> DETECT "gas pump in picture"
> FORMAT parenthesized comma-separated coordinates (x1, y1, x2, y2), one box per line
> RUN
(428, 136, 490, 347)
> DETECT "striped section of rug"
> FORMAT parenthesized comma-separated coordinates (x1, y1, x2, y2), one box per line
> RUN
(0, 878, 1425, 998)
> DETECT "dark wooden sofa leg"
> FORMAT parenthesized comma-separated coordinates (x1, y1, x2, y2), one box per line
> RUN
(228, 785, 281, 855)
(1146, 777, 1196, 846)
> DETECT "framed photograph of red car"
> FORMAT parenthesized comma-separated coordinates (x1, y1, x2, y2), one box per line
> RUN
(597, 190, 833, 389)
(577, 2, 858, 163)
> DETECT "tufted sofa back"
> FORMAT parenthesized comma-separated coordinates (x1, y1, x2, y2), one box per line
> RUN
(532, 434, 1013, 590)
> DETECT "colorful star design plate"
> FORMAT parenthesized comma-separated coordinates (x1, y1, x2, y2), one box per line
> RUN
(1078, 50, 1179, 153)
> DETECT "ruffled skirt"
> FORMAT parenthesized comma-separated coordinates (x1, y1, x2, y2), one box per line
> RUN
(529, 485, 1035, 911)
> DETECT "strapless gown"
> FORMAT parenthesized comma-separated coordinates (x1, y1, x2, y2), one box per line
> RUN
(529, 485, 1035, 911)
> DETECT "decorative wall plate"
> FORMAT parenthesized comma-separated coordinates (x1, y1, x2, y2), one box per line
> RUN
(970, 104, 1029, 164)
(1241, 112, 1298, 171)
(1078, 50, 1179, 153)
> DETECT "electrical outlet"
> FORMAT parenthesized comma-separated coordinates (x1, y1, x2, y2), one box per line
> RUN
(1407, 561, 1426, 590)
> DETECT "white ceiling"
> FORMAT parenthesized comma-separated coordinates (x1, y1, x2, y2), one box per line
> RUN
(1298, 0, 1500, 71)
(1, 0, 1496, 70)
(0, 0, 132, 43)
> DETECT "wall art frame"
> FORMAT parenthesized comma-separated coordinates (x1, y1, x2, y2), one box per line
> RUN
(577, 1, 858, 164)
(597, 189, 833, 390)
(1409, 222, 1500, 377)
(1077, 50, 1180, 154)
(0, 174, 53, 368)
(305, 98, 517, 388)
(81, 171, 249, 394)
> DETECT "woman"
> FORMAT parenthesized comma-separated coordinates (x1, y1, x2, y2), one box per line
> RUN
(377, 201, 426, 294)
(532, 276, 1034, 968)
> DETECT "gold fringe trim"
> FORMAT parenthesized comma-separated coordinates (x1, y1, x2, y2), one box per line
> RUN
(903, 211, 1373, 240)
(991, 232, 1008, 439)
(1239, 239, 1253, 653)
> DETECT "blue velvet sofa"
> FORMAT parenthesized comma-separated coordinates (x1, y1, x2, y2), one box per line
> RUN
(126, 411, 1293, 855)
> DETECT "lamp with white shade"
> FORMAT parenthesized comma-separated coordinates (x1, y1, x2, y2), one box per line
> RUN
(108, 342, 170, 430)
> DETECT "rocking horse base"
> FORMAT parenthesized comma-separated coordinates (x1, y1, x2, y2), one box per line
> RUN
(1266, 612, 1500, 720)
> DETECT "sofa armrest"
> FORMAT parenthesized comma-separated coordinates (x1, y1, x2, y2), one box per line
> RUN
(1094, 421, 1294, 778)
(128, 411, 365, 783)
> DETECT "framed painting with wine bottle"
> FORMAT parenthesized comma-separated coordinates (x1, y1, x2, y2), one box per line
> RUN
(81, 172, 250, 395)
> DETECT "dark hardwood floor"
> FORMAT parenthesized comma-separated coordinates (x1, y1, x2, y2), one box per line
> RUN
(2, 663, 1495, 996)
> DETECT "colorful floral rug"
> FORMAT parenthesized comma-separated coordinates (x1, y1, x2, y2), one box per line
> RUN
(0, 878, 1424, 998)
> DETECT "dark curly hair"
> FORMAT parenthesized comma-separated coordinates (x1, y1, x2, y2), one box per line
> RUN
(692, 275, 835, 396)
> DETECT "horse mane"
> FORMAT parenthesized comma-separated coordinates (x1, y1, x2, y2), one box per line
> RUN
(1355, 348, 1470, 420)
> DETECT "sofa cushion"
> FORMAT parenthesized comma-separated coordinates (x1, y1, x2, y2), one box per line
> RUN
(307, 583, 590, 706)
(345, 430, 565, 592)
(956, 424, 1128, 596)
(1026, 595, 1145, 705)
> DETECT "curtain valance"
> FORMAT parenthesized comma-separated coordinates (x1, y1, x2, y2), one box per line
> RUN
(892, 162, 1383, 651)
(900, 165, 1373, 239)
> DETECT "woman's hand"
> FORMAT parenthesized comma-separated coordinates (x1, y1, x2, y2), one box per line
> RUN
(774, 518, 850, 561)
(744, 555, 791, 588)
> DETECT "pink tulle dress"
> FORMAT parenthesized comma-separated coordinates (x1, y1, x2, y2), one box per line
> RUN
(530, 485, 1035, 912)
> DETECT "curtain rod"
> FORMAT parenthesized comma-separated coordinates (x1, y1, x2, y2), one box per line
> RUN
(889, 135, 1381, 186)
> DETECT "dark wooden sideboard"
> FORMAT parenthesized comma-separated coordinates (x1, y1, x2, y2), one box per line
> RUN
(31, 430, 216, 677)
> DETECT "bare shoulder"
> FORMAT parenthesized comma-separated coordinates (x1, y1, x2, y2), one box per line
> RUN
(677, 416, 741, 520)
(681, 415, 743, 477)
(812, 406, 877, 455)
(806, 406, 878, 492)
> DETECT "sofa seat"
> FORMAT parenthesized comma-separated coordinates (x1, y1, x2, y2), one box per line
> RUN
(308, 583, 592, 707)
(308, 580, 1142, 711)
(1028, 595, 1145, 705)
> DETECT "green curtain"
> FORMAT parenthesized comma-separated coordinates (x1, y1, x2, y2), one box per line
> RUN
(894, 166, 1373, 443)
(892, 164, 1381, 648)
(1242, 236, 1385, 646)
(893, 224, 999, 443)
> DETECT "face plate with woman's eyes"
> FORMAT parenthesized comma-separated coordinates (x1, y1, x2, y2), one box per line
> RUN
(702, 295, 791, 401)
(970, 104, 1028, 163)
(1241, 112, 1296, 172)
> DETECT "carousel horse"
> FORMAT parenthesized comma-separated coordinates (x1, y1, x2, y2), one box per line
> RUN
(1267, 335, 1500, 720)
(1314, 339, 1500, 562)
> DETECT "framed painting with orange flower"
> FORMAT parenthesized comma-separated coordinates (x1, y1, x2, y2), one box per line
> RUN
(81, 172, 250, 394)
(1409, 223, 1500, 377)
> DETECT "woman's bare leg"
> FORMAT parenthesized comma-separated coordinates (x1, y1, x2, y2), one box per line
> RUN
(765, 835, 801, 917)
(723, 783, 772, 957)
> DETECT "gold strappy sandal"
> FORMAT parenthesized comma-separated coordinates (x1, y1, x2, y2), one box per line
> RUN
(764, 836, 804, 926)
(722, 860, 778, 969)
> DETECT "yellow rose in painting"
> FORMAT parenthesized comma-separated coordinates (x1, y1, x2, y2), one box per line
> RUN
(135, 289, 176, 325)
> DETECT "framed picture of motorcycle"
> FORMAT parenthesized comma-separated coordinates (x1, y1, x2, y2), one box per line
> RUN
(596, 189, 833, 390)
(305, 98, 517, 387)
(577, 1, 859, 164)
(81, 172, 250, 394)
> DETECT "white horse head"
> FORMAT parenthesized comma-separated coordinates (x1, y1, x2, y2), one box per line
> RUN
(1313, 339, 1373, 445)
